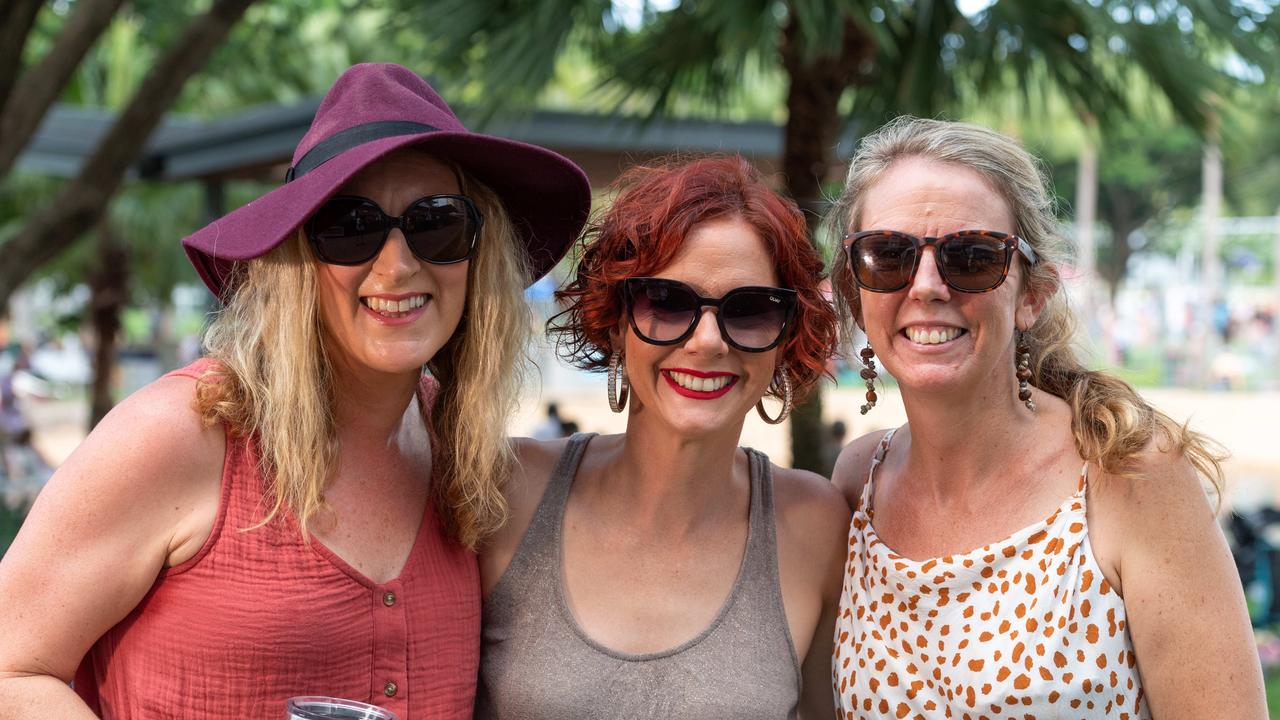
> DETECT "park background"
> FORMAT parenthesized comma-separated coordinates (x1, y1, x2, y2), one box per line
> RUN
(0, 0, 1278, 711)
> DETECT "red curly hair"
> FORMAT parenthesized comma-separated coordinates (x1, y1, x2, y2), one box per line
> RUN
(549, 155, 837, 402)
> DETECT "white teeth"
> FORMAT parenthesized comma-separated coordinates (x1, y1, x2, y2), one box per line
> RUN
(908, 327, 962, 345)
(668, 371, 733, 392)
(364, 295, 427, 314)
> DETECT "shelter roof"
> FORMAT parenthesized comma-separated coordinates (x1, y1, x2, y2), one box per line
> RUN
(20, 100, 857, 186)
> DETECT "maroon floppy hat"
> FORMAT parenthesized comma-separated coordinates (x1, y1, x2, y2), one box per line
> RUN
(182, 63, 592, 299)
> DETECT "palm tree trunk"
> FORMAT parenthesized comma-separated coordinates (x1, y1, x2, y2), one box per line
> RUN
(780, 64, 833, 472)
(778, 11, 873, 472)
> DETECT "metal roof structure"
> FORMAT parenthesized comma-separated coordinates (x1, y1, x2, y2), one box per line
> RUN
(20, 100, 858, 189)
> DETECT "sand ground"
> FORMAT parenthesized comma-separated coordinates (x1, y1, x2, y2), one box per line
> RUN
(18, 372, 1279, 511)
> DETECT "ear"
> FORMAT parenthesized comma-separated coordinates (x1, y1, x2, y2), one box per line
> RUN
(1016, 261, 1058, 330)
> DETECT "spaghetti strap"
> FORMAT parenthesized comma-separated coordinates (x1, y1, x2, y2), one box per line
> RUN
(861, 427, 899, 513)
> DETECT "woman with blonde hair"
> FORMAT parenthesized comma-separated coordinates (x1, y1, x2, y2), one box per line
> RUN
(0, 64, 590, 719)
(828, 117, 1263, 718)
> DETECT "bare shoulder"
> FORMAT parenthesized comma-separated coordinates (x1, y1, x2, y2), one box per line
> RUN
(480, 434, 577, 596)
(1088, 434, 1219, 589)
(1090, 435, 1216, 534)
(831, 429, 895, 510)
(771, 464, 852, 585)
(33, 373, 226, 563)
(51, 373, 223, 505)
(771, 464, 851, 531)
(507, 435, 574, 511)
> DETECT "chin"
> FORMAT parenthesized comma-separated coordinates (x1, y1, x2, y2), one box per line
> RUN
(892, 364, 981, 397)
(652, 405, 746, 439)
(359, 344, 446, 376)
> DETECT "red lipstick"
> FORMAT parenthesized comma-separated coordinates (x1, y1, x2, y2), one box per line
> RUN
(661, 368, 739, 400)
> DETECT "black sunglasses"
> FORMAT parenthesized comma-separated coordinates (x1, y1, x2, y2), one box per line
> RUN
(305, 194, 482, 266)
(842, 229, 1038, 293)
(621, 277, 797, 352)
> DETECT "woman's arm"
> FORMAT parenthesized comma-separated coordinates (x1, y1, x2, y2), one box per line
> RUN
(773, 467, 851, 720)
(0, 376, 223, 718)
(830, 430, 891, 511)
(1091, 442, 1265, 720)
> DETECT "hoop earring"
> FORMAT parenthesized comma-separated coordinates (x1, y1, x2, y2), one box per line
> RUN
(1016, 330, 1035, 411)
(608, 348, 629, 413)
(756, 363, 792, 424)
(859, 344, 878, 415)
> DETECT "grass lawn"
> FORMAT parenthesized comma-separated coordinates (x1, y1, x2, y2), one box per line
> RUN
(1268, 669, 1280, 718)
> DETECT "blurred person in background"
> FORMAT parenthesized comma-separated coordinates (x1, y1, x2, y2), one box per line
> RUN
(0, 63, 590, 719)
(530, 402, 568, 440)
(828, 117, 1262, 719)
(820, 420, 847, 479)
(476, 156, 849, 719)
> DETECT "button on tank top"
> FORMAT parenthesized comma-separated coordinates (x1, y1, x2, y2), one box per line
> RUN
(74, 360, 480, 720)
(476, 433, 801, 720)
(833, 428, 1150, 719)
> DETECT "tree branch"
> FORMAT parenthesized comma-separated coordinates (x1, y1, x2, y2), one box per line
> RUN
(0, 0, 127, 179)
(0, 0, 45, 120)
(0, 0, 260, 308)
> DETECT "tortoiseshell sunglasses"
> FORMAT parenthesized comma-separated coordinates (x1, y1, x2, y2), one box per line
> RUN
(842, 229, 1039, 293)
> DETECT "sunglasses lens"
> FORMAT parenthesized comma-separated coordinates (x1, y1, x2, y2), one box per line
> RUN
(402, 197, 478, 263)
(629, 281, 698, 343)
(939, 233, 1007, 291)
(309, 198, 388, 265)
(851, 233, 916, 291)
(721, 290, 791, 350)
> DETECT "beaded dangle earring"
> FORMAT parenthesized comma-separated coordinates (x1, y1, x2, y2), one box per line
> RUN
(1016, 330, 1035, 411)
(859, 344, 878, 415)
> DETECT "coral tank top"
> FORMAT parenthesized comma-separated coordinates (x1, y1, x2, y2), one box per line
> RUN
(73, 360, 479, 719)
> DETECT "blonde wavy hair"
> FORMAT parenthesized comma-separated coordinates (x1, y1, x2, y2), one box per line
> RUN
(195, 172, 531, 550)
(828, 116, 1225, 496)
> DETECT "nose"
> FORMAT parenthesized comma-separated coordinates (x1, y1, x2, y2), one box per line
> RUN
(907, 247, 951, 302)
(684, 307, 729, 354)
(369, 228, 420, 280)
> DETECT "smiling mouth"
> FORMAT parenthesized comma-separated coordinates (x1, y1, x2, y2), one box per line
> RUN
(662, 370, 739, 399)
(361, 294, 429, 318)
(904, 327, 966, 345)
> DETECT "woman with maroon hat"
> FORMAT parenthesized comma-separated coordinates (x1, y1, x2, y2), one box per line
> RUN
(0, 64, 590, 719)
(475, 157, 850, 719)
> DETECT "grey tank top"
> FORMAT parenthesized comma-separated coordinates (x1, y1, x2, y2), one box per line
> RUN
(476, 433, 801, 720)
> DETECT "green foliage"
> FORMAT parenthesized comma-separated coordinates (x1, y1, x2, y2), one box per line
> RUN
(1223, 83, 1280, 216)
(1267, 667, 1280, 719)
(1037, 113, 1218, 298)
(0, 503, 26, 558)
(189, 0, 406, 114)
(404, 0, 1280, 135)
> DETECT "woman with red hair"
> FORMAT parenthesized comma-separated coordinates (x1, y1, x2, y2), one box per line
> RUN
(475, 156, 849, 719)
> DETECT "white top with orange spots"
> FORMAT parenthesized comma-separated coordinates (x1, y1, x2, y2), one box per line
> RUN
(833, 429, 1150, 720)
